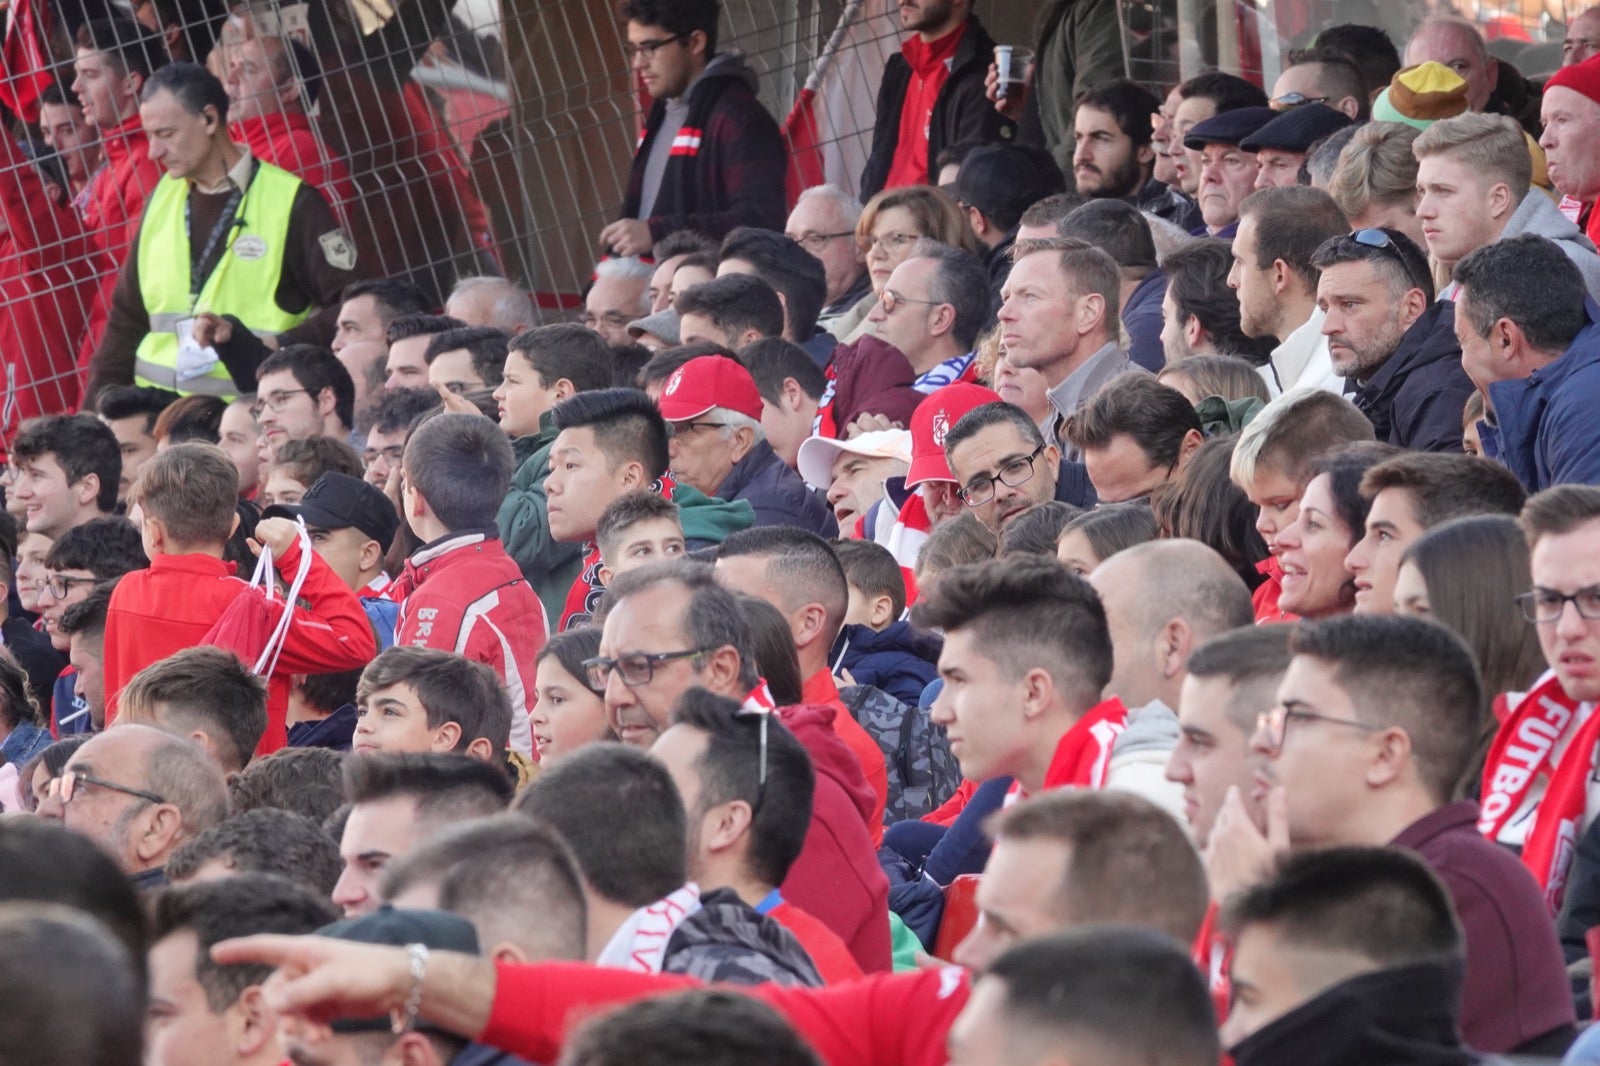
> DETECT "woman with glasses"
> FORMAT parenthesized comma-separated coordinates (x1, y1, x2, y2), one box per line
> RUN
(1273, 442, 1398, 620)
(829, 186, 978, 344)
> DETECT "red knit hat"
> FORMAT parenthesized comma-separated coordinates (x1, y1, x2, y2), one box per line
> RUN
(1546, 53, 1600, 107)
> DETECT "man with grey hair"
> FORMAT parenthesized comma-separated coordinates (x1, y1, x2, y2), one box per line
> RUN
(997, 237, 1140, 447)
(583, 257, 653, 345)
(657, 354, 835, 535)
(445, 276, 540, 333)
(864, 239, 990, 391)
(1087, 539, 1256, 820)
(39, 723, 230, 889)
(786, 185, 871, 334)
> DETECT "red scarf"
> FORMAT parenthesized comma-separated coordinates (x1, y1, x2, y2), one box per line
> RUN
(556, 474, 676, 631)
(1478, 671, 1600, 914)
(742, 680, 777, 713)
(1006, 696, 1130, 803)
(1192, 900, 1232, 1024)
(885, 23, 966, 188)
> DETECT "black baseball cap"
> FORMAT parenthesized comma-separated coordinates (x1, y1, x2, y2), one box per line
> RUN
(316, 907, 481, 1034)
(950, 143, 1066, 223)
(263, 472, 400, 549)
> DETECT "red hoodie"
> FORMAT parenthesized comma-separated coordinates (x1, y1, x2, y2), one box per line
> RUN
(75, 112, 163, 377)
(776, 702, 893, 974)
(230, 111, 357, 219)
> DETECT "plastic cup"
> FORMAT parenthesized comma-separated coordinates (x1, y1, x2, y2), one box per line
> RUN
(994, 45, 1035, 100)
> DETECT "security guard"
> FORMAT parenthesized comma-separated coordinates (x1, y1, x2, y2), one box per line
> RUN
(85, 61, 363, 403)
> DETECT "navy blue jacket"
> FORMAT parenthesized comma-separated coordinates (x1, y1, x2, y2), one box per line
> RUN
(1354, 300, 1476, 453)
(834, 620, 940, 707)
(716, 440, 838, 537)
(1121, 268, 1167, 372)
(1482, 298, 1600, 491)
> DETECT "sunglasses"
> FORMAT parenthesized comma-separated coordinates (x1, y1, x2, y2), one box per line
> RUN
(1350, 228, 1431, 296)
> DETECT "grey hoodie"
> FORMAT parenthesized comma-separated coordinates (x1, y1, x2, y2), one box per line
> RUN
(1499, 189, 1600, 299)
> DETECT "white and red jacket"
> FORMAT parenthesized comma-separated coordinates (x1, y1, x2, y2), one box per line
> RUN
(390, 531, 547, 755)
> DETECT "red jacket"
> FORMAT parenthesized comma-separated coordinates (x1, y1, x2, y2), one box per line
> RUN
(482, 961, 966, 1066)
(0, 135, 100, 448)
(816, 336, 927, 438)
(776, 703, 893, 974)
(803, 669, 887, 841)
(103, 543, 376, 752)
(231, 111, 357, 218)
(768, 897, 863, 984)
(75, 113, 162, 374)
(389, 532, 546, 755)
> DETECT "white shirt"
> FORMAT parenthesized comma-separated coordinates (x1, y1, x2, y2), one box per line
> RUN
(1259, 307, 1342, 398)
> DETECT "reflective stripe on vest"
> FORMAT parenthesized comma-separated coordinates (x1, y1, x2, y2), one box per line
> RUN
(134, 160, 309, 396)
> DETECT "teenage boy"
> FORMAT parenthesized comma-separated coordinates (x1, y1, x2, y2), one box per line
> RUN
(10, 415, 121, 539)
(350, 646, 512, 763)
(495, 325, 615, 622)
(594, 490, 686, 588)
(544, 389, 753, 630)
(390, 413, 546, 755)
(103, 443, 375, 750)
(267, 472, 401, 648)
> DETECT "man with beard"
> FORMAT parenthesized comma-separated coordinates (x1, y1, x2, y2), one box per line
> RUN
(1072, 79, 1200, 231)
(861, 0, 1014, 196)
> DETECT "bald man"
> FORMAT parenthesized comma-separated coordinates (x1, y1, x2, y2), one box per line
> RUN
(1565, 7, 1600, 68)
(1405, 16, 1541, 134)
(1087, 539, 1256, 819)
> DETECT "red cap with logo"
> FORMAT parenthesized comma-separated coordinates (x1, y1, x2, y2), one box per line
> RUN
(906, 382, 1001, 488)
(656, 355, 764, 422)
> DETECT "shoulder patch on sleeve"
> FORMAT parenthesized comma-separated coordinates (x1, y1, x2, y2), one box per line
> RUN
(318, 229, 357, 271)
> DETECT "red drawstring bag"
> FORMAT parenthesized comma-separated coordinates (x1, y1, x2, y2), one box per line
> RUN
(202, 521, 313, 678)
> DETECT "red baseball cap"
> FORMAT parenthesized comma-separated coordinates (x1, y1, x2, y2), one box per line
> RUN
(657, 355, 763, 422)
(906, 382, 1001, 488)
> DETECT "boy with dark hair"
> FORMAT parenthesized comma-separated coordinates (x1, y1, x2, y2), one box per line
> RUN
(103, 442, 375, 750)
(10, 415, 121, 539)
(830, 538, 939, 707)
(546, 389, 752, 630)
(595, 490, 685, 587)
(358, 386, 440, 488)
(227, 746, 344, 823)
(495, 324, 617, 620)
(166, 807, 341, 895)
(117, 646, 269, 773)
(1063, 375, 1204, 504)
(675, 275, 786, 349)
(389, 414, 545, 754)
(95, 384, 179, 503)
(717, 228, 831, 360)
(424, 327, 510, 395)
(56, 582, 115, 732)
(268, 471, 401, 645)
(333, 278, 431, 353)
(744, 338, 827, 469)
(253, 344, 356, 456)
(384, 314, 466, 390)
(351, 646, 511, 763)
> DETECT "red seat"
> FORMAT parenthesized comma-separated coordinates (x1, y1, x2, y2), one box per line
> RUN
(932, 874, 982, 961)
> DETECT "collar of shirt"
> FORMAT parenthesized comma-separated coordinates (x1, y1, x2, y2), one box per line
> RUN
(1046, 341, 1128, 420)
(191, 145, 254, 195)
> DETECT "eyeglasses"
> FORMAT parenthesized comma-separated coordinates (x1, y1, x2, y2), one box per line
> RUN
(1256, 705, 1383, 753)
(1517, 586, 1600, 624)
(665, 420, 726, 440)
(858, 231, 920, 256)
(957, 444, 1044, 507)
(1269, 92, 1330, 111)
(249, 389, 309, 418)
(623, 34, 685, 61)
(47, 770, 166, 806)
(364, 444, 405, 467)
(1350, 228, 1431, 295)
(583, 649, 707, 689)
(790, 231, 853, 254)
(735, 706, 770, 815)
(879, 288, 944, 315)
(42, 574, 97, 599)
(580, 310, 631, 330)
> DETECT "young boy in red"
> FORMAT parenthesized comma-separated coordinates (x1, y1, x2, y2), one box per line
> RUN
(103, 442, 376, 751)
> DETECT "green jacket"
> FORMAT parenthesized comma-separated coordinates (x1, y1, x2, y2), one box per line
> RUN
(673, 482, 756, 547)
(496, 412, 580, 623)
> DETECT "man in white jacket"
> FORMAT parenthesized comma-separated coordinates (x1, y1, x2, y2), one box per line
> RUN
(1228, 186, 1351, 396)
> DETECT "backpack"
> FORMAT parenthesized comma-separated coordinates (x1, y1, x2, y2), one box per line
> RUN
(839, 683, 960, 822)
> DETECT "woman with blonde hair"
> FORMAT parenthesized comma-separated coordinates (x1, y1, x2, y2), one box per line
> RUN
(831, 185, 979, 341)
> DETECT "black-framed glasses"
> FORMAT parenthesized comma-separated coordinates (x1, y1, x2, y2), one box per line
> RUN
(1517, 586, 1600, 624)
(957, 444, 1045, 507)
(735, 707, 770, 815)
(665, 420, 727, 440)
(584, 649, 707, 689)
(623, 34, 686, 61)
(1257, 706, 1383, 752)
(790, 231, 853, 254)
(1350, 228, 1431, 295)
(47, 770, 166, 806)
(1269, 92, 1329, 111)
(879, 288, 944, 315)
(249, 389, 310, 418)
(42, 574, 96, 599)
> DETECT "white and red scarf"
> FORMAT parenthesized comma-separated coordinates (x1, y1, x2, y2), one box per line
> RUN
(885, 490, 934, 608)
(1004, 697, 1130, 805)
(595, 883, 702, 973)
(1478, 671, 1600, 915)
